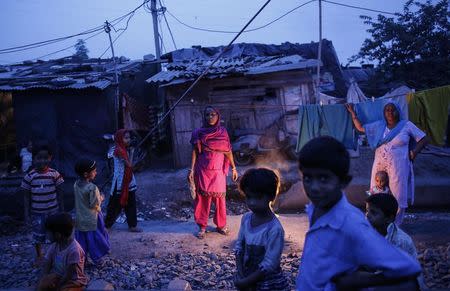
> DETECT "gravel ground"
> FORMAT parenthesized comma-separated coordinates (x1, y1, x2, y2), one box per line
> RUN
(1, 214, 450, 290)
(0, 226, 299, 290)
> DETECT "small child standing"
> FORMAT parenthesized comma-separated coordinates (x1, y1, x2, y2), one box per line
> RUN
(37, 212, 88, 291)
(74, 159, 110, 265)
(370, 170, 391, 195)
(105, 129, 142, 232)
(21, 144, 64, 261)
(20, 140, 33, 173)
(234, 168, 289, 291)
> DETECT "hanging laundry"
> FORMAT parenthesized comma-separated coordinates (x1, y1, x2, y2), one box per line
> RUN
(346, 80, 367, 104)
(296, 105, 321, 151)
(296, 104, 356, 151)
(408, 85, 450, 146)
(321, 104, 356, 150)
(354, 98, 386, 125)
(353, 93, 409, 125)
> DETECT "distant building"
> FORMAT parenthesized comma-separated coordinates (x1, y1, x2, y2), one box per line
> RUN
(0, 56, 161, 177)
(342, 64, 376, 94)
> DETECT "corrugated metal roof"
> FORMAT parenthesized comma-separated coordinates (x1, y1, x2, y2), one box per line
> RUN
(147, 54, 320, 84)
(247, 59, 320, 75)
(0, 80, 112, 91)
(0, 57, 146, 92)
(156, 40, 348, 95)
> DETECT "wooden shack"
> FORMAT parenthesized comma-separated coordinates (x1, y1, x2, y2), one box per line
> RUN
(148, 41, 346, 167)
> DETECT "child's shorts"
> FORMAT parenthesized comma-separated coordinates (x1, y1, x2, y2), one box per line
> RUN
(31, 211, 57, 244)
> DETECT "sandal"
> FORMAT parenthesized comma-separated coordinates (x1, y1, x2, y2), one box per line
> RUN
(197, 229, 206, 239)
(129, 227, 143, 233)
(217, 227, 230, 236)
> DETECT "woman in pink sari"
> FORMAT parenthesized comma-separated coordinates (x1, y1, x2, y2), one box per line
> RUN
(188, 106, 238, 239)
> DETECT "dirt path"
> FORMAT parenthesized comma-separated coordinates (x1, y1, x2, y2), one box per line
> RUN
(107, 212, 450, 260)
(108, 214, 308, 260)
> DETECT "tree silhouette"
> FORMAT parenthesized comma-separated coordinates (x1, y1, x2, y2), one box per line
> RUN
(73, 39, 89, 60)
(350, 0, 449, 90)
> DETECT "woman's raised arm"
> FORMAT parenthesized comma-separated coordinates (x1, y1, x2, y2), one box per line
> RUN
(345, 103, 365, 133)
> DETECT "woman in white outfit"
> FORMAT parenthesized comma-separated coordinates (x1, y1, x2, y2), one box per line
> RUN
(346, 102, 429, 224)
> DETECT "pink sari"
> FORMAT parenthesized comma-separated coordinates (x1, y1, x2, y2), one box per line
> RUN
(190, 107, 231, 197)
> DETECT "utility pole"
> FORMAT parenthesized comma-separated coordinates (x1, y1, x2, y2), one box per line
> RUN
(315, 0, 322, 104)
(151, 0, 161, 60)
(104, 21, 121, 129)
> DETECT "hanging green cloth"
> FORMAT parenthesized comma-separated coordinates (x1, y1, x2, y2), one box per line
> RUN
(408, 85, 450, 146)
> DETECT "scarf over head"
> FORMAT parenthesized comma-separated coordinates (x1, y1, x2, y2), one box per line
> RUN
(363, 101, 407, 149)
(190, 107, 231, 174)
(114, 129, 133, 207)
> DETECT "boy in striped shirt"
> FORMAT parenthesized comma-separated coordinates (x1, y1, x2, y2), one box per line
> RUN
(21, 145, 64, 261)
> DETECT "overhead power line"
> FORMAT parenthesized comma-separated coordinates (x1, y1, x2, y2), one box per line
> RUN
(0, 27, 103, 54)
(165, 0, 316, 34)
(138, 0, 273, 147)
(98, 10, 139, 59)
(322, 0, 397, 16)
(33, 30, 105, 61)
(0, 0, 150, 54)
(158, 0, 177, 50)
(98, 27, 128, 59)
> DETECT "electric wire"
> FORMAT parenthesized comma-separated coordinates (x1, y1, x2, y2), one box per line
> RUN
(32, 30, 105, 61)
(158, 0, 177, 49)
(0, 0, 150, 54)
(157, 11, 167, 54)
(98, 29, 127, 59)
(159, 33, 167, 54)
(138, 0, 273, 147)
(99, 10, 137, 59)
(164, 0, 316, 34)
(322, 0, 397, 16)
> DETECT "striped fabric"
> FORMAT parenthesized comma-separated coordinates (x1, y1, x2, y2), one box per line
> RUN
(21, 168, 64, 213)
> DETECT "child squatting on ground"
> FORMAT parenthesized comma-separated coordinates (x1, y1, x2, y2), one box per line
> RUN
(37, 212, 88, 291)
(74, 159, 110, 265)
(295, 136, 422, 290)
(21, 144, 64, 262)
(234, 168, 289, 291)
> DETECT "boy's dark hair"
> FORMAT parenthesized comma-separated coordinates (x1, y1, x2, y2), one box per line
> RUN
(45, 212, 74, 237)
(239, 168, 280, 201)
(298, 136, 350, 180)
(32, 144, 52, 157)
(75, 159, 96, 177)
(366, 193, 398, 218)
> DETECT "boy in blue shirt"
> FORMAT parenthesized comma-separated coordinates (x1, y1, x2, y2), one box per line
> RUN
(296, 136, 421, 290)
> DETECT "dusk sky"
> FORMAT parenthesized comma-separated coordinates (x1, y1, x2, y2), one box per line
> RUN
(0, 1, 422, 65)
